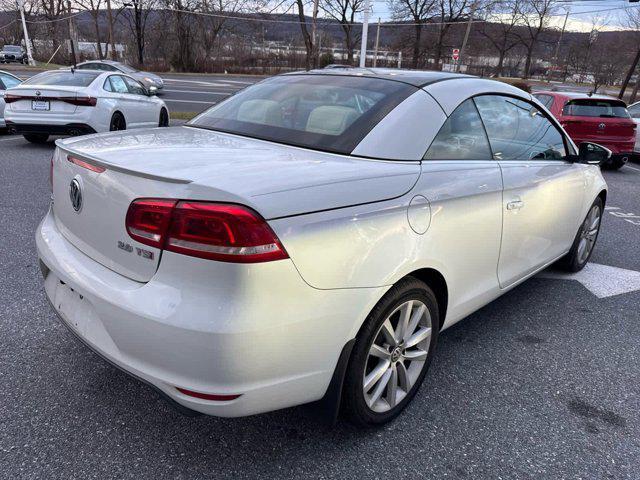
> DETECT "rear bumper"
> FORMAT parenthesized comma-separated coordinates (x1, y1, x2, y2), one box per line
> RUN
(6, 121, 96, 136)
(36, 207, 383, 417)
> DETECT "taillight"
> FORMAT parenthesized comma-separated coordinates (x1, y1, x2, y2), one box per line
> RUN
(125, 199, 289, 263)
(67, 155, 106, 173)
(1, 94, 96, 106)
(3, 93, 20, 103)
(64, 96, 97, 107)
(125, 199, 176, 248)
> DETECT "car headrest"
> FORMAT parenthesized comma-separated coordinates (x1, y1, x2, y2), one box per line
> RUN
(306, 106, 359, 135)
(237, 99, 282, 127)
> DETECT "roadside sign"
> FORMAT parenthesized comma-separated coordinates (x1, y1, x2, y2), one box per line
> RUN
(452, 48, 460, 61)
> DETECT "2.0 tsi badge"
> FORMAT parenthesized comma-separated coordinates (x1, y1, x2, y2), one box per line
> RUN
(69, 178, 82, 212)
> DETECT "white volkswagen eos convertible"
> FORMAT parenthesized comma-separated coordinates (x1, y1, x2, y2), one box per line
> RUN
(37, 69, 608, 426)
(5, 69, 168, 143)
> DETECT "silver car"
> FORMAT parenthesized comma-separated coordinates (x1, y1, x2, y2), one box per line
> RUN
(75, 60, 163, 92)
(37, 69, 608, 426)
(0, 70, 21, 129)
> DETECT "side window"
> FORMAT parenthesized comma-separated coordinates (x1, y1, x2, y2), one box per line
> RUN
(629, 104, 640, 119)
(109, 75, 129, 94)
(123, 76, 146, 95)
(534, 94, 554, 110)
(103, 77, 113, 92)
(424, 99, 492, 160)
(474, 95, 566, 161)
(77, 63, 92, 70)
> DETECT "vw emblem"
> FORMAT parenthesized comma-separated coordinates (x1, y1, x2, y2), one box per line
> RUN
(69, 178, 82, 212)
(598, 123, 606, 129)
(35, 90, 41, 96)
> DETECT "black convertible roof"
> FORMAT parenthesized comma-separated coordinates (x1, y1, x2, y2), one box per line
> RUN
(285, 67, 472, 88)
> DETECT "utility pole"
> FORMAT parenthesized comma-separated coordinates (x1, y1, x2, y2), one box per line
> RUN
(359, 0, 370, 68)
(66, 0, 78, 66)
(554, 8, 570, 60)
(457, 0, 477, 73)
(106, 0, 117, 60)
(619, 45, 640, 100)
(18, 0, 35, 65)
(373, 17, 380, 67)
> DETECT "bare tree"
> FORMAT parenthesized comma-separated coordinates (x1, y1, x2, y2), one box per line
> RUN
(479, 0, 520, 76)
(167, 0, 198, 70)
(122, 0, 157, 65)
(389, 0, 437, 68)
(432, 0, 470, 69)
(76, 0, 105, 58)
(516, 0, 557, 78)
(321, 0, 363, 64)
(294, 0, 314, 69)
(619, 5, 640, 102)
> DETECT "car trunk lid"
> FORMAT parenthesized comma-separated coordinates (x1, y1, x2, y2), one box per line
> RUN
(6, 86, 84, 114)
(561, 98, 636, 145)
(52, 127, 420, 282)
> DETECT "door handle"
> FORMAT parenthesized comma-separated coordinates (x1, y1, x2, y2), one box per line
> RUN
(506, 200, 524, 210)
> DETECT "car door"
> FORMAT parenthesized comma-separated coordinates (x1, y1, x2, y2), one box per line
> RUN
(105, 74, 138, 125)
(122, 75, 156, 128)
(417, 98, 504, 319)
(474, 94, 586, 288)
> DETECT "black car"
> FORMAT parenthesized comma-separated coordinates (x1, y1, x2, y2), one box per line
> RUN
(0, 45, 28, 64)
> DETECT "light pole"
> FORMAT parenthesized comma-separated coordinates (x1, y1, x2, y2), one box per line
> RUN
(359, 0, 371, 67)
(18, 0, 35, 65)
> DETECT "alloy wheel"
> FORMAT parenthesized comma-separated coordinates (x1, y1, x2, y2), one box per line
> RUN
(577, 204, 601, 265)
(363, 300, 432, 413)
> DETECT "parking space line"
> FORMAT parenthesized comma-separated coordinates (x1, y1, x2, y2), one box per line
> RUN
(162, 89, 234, 95)
(625, 164, 640, 173)
(164, 99, 218, 104)
(0, 136, 22, 142)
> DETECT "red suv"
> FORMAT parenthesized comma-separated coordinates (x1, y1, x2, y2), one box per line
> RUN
(534, 91, 637, 170)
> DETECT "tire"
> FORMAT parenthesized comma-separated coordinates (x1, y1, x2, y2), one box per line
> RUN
(109, 112, 126, 132)
(557, 197, 603, 273)
(159, 108, 169, 127)
(342, 277, 439, 426)
(23, 133, 49, 144)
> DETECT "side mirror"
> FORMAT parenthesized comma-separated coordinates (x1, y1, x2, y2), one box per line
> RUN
(577, 142, 611, 166)
(148, 86, 158, 96)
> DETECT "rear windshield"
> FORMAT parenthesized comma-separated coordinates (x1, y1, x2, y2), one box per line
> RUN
(189, 74, 415, 154)
(562, 99, 630, 118)
(3, 46, 22, 52)
(22, 71, 99, 87)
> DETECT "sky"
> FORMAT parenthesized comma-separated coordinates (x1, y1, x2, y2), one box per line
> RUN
(364, 0, 640, 32)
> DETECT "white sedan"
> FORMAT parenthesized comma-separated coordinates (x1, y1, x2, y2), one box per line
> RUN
(5, 69, 168, 143)
(37, 69, 608, 426)
(0, 69, 22, 129)
(629, 101, 640, 156)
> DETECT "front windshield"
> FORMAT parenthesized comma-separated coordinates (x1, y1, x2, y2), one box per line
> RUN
(189, 74, 415, 154)
(4, 46, 21, 52)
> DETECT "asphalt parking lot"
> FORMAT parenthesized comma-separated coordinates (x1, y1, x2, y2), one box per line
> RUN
(1, 132, 640, 479)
